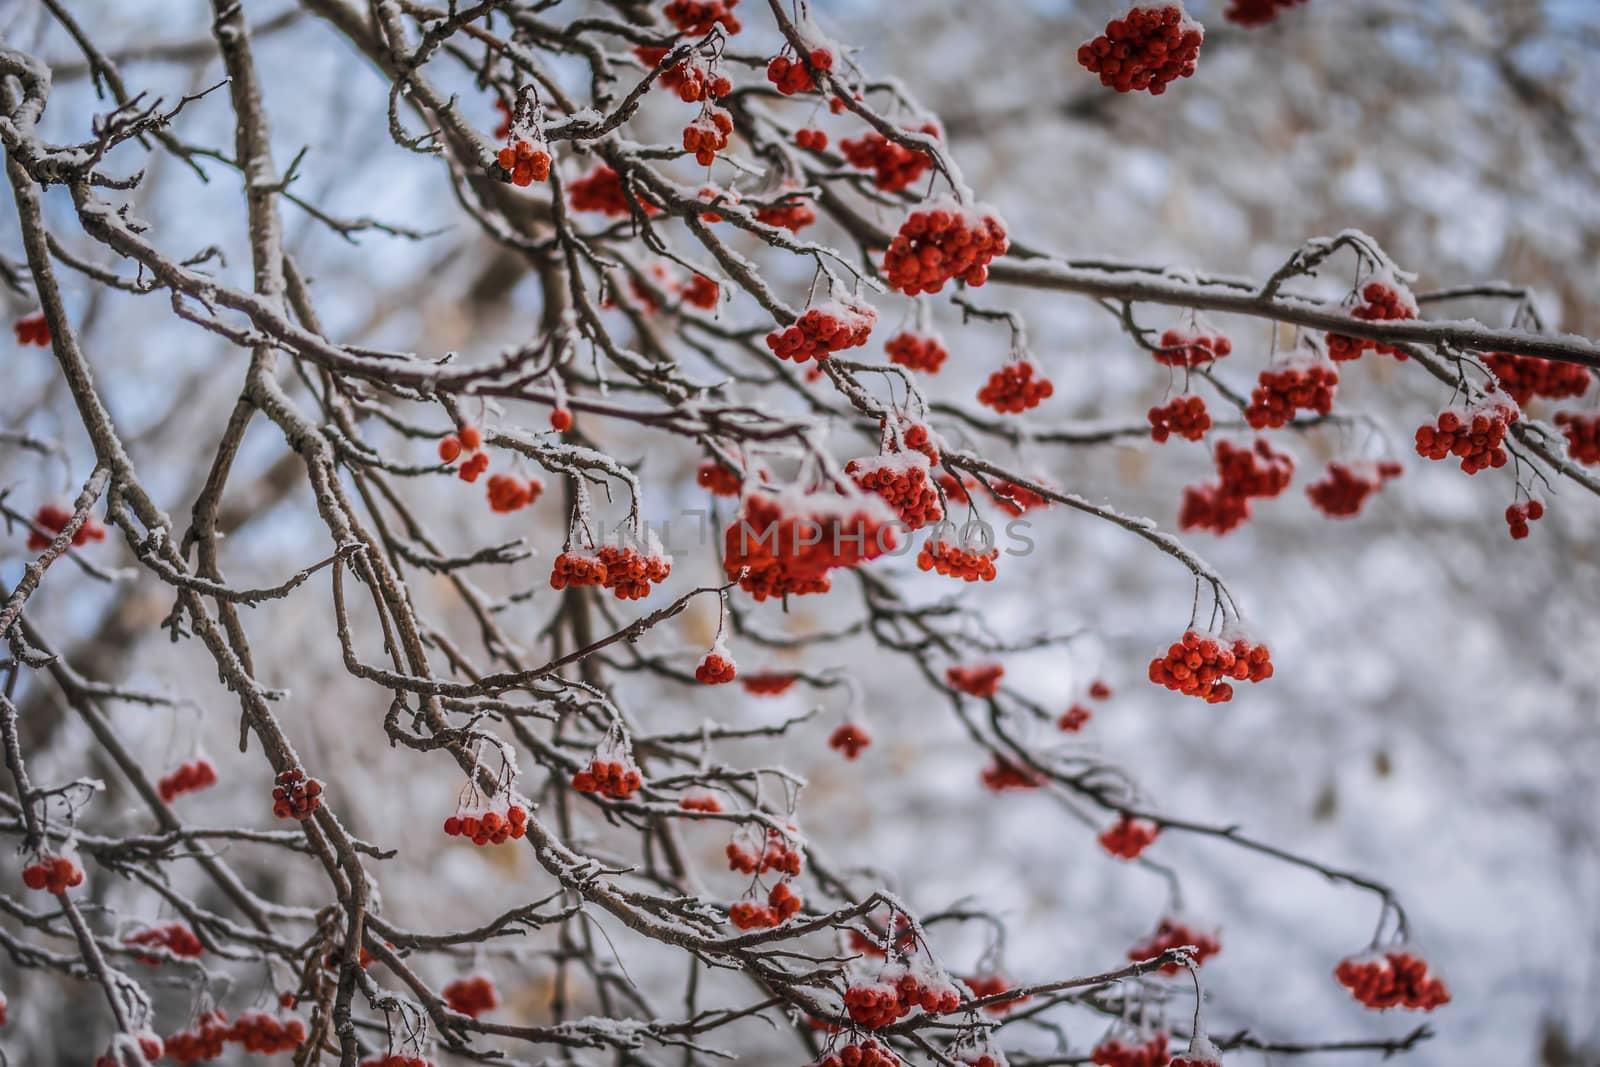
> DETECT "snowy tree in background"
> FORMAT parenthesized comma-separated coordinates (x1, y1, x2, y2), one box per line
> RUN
(2, 1, 1599, 1065)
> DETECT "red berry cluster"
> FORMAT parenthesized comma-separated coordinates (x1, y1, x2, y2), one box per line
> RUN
(94, 1034, 166, 1067)
(572, 758, 643, 800)
(359, 1056, 435, 1067)
(696, 649, 738, 684)
(829, 722, 872, 759)
(21, 854, 83, 893)
(1129, 917, 1220, 974)
(723, 491, 896, 600)
(683, 106, 734, 165)
(766, 297, 877, 362)
(13, 313, 49, 346)
(161, 1011, 228, 1063)
(1334, 952, 1451, 1011)
(158, 758, 218, 803)
(960, 1054, 1004, 1067)
(1148, 394, 1211, 442)
(496, 140, 550, 187)
(1098, 815, 1159, 860)
(1171, 1054, 1221, 1067)
(549, 550, 609, 590)
(698, 461, 742, 496)
(962, 973, 1026, 1014)
(1089, 679, 1113, 699)
(637, 48, 733, 101)
(679, 790, 723, 813)
(438, 424, 489, 482)
(1225, 0, 1308, 26)
(885, 330, 949, 374)
(442, 804, 529, 846)
(1306, 460, 1402, 518)
(486, 473, 541, 513)
(229, 1013, 307, 1054)
(989, 479, 1050, 516)
(1154, 327, 1231, 368)
(126, 922, 205, 963)
(549, 544, 672, 600)
(981, 758, 1044, 792)
(977, 361, 1054, 414)
(272, 768, 323, 821)
(1555, 411, 1600, 464)
(810, 1038, 901, 1067)
(443, 974, 499, 1018)
(898, 421, 941, 465)
(25, 502, 107, 550)
(1179, 438, 1295, 535)
(742, 671, 797, 695)
(730, 881, 804, 929)
(849, 454, 943, 529)
(727, 826, 804, 876)
(844, 967, 961, 1028)
(848, 913, 916, 959)
(754, 192, 818, 233)
(1057, 704, 1092, 732)
(839, 125, 939, 192)
(1092, 1033, 1170, 1067)
(684, 273, 720, 310)
(663, 0, 740, 35)
(1414, 397, 1518, 473)
(794, 127, 829, 151)
(1485, 351, 1591, 407)
(1077, 5, 1204, 95)
(946, 663, 1003, 697)
(1245, 359, 1338, 429)
(1148, 629, 1273, 703)
(1327, 281, 1416, 361)
(883, 202, 1008, 295)
(918, 537, 999, 582)
(569, 165, 659, 216)
(1505, 498, 1545, 540)
(767, 47, 833, 95)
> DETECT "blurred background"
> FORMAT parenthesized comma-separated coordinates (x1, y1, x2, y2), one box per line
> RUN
(3, 1, 1600, 1064)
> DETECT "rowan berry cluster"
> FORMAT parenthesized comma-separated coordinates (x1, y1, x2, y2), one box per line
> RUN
(25, 502, 107, 550)
(1224, 0, 1308, 26)
(272, 768, 323, 820)
(1179, 438, 1295, 535)
(1555, 411, 1600, 464)
(1306, 460, 1402, 518)
(989, 479, 1049, 515)
(1326, 281, 1416, 361)
(981, 758, 1044, 792)
(663, 0, 740, 35)
(794, 127, 829, 151)
(636, 48, 732, 101)
(94, 1035, 165, 1066)
(962, 973, 1026, 1014)
(1171, 1052, 1223, 1067)
(1089, 679, 1113, 699)
(495, 140, 550, 187)
(1245, 358, 1338, 429)
(1148, 630, 1273, 703)
(1485, 351, 1591, 406)
(1148, 394, 1211, 443)
(1334, 951, 1451, 1011)
(849, 453, 943, 529)
(550, 541, 673, 600)
(696, 648, 738, 684)
(14, 312, 50, 345)
(443, 975, 499, 1018)
(486, 473, 541, 513)
(126, 922, 205, 963)
(1129, 917, 1220, 974)
(839, 125, 939, 192)
(742, 671, 798, 695)
(1077, 5, 1204, 95)
(723, 490, 897, 599)
(569, 165, 658, 216)
(572, 756, 643, 800)
(1505, 498, 1545, 540)
(885, 330, 949, 374)
(157, 758, 218, 803)
(1413, 397, 1518, 474)
(946, 663, 1003, 697)
(1057, 704, 1092, 732)
(767, 47, 833, 95)
(1091, 1032, 1170, 1067)
(730, 881, 804, 929)
(977, 361, 1054, 414)
(1154, 327, 1231, 368)
(229, 1013, 307, 1054)
(844, 966, 962, 1028)
(918, 536, 999, 582)
(437, 424, 488, 482)
(754, 192, 817, 233)
(766, 297, 877, 362)
(443, 803, 528, 845)
(698, 461, 742, 496)
(829, 722, 872, 759)
(684, 273, 720, 310)
(727, 827, 804, 877)
(1098, 815, 1159, 859)
(678, 790, 723, 813)
(810, 1039, 901, 1067)
(883, 201, 1008, 295)
(683, 106, 734, 165)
